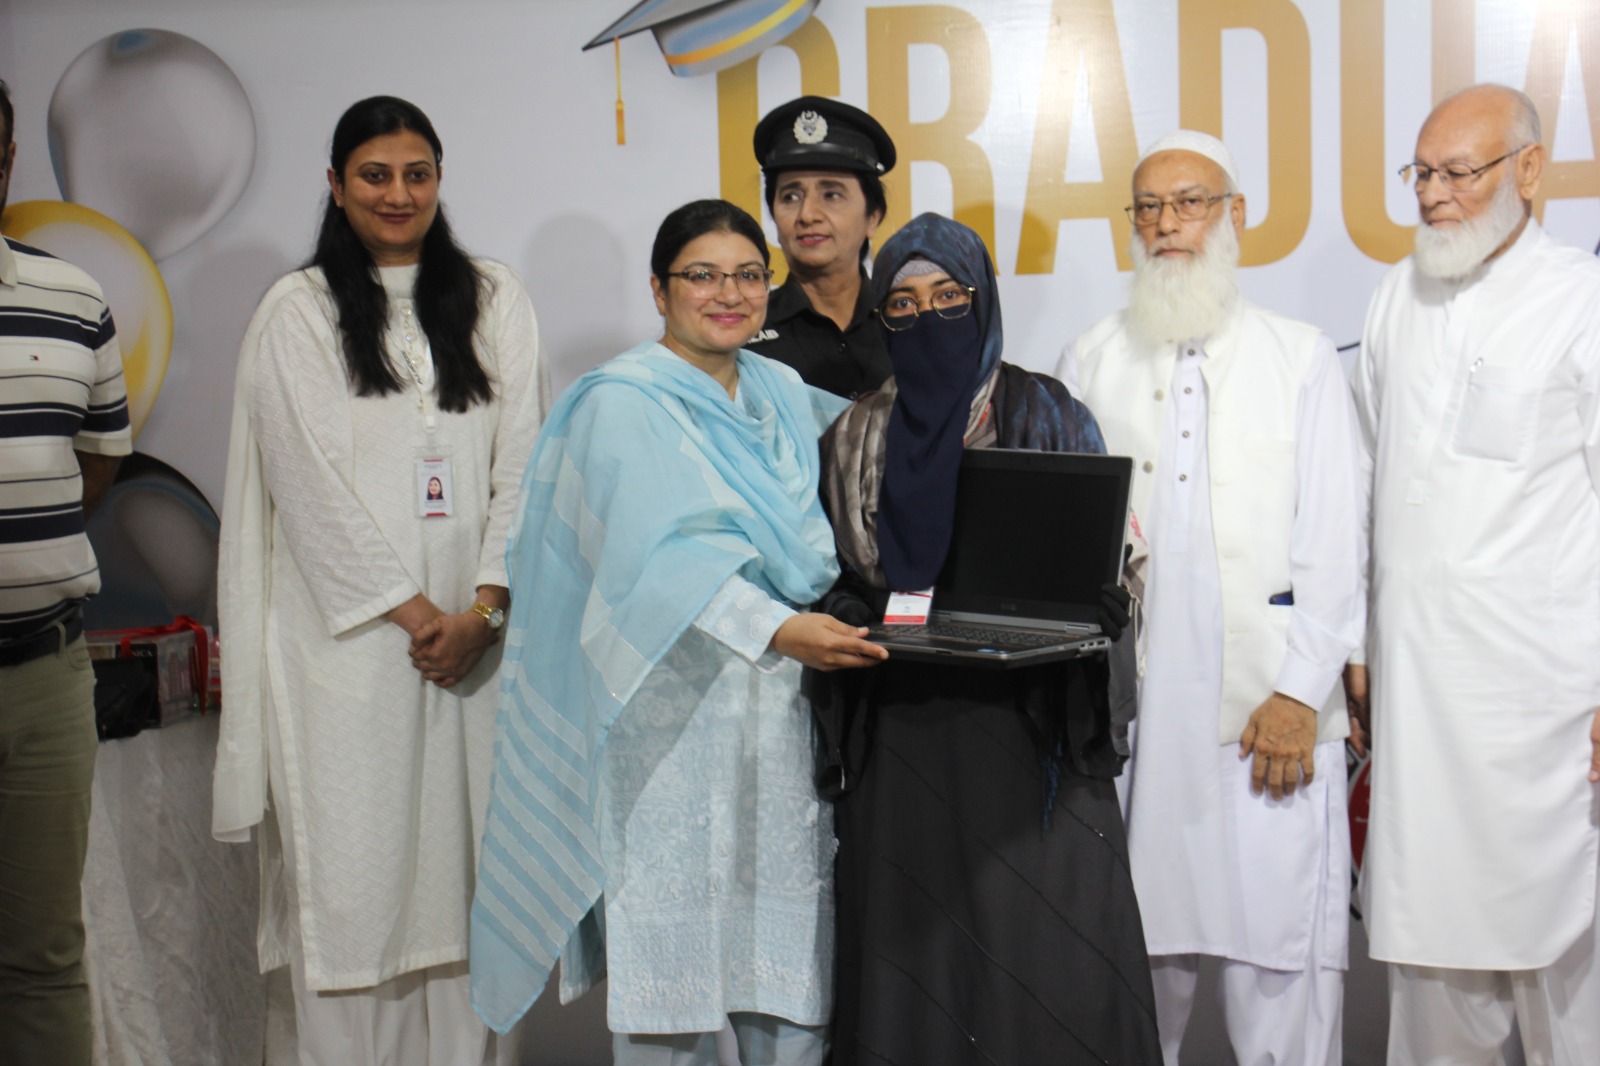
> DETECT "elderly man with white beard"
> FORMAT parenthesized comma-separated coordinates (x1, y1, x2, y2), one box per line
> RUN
(1057, 130, 1366, 1065)
(1352, 83, 1600, 1065)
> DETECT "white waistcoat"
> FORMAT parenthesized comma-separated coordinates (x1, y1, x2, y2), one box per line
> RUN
(1073, 303, 1346, 743)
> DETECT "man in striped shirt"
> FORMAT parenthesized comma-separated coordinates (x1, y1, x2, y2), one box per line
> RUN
(0, 77, 131, 1065)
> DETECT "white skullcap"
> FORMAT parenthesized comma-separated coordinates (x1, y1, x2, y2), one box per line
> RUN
(1136, 130, 1240, 190)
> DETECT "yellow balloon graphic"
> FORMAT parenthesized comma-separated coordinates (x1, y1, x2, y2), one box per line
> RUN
(1, 200, 173, 439)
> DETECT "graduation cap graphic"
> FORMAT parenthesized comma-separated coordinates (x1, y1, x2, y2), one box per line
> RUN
(586, 0, 820, 77)
(587, 0, 821, 142)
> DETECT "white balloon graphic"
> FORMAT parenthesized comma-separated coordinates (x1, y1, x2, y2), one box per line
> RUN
(48, 29, 255, 261)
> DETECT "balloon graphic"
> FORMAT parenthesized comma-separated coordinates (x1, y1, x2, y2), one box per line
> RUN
(47, 29, 255, 261)
(84, 453, 220, 631)
(1, 200, 173, 438)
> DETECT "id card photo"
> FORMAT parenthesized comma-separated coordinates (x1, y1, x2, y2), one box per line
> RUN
(416, 457, 453, 518)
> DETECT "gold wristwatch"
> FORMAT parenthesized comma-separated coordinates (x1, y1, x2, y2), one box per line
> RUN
(470, 602, 506, 631)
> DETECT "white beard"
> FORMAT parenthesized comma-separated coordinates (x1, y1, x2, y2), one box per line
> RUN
(1413, 175, 1527, 280)
(1126, 221, 1241, 347)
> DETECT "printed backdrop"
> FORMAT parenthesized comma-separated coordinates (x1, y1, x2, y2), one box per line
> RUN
(2, 2, 1592, 1061)
(4, 0, 1597, 513)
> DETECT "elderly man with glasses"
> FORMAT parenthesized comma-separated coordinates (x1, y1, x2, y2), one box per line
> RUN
(1352, 83, 1600, 1065)
(1058, 130, 1366, 1065)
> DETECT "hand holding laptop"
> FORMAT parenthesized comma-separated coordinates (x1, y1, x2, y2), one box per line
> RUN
(772, 613, 889, 671)
(1099, 583, 1131, 642)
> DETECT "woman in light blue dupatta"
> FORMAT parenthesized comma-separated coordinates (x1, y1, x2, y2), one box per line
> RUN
(471, 200, 886, 1065)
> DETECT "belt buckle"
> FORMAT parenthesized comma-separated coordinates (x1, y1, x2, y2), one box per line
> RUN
(0, 609, 82, 667)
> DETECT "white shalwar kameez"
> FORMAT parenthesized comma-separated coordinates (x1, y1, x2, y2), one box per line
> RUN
(1355, 220, 1600, 1065)
(1063, 314, 1364, 1065)
(555, 509, 833, 1050)
(215, 262, 548, 1064)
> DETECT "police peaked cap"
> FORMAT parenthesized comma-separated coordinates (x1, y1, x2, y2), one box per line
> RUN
(753, 96, 897, 177)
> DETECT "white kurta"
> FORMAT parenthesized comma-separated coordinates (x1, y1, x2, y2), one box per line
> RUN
(219, 262, 549, 990)
(1063, 309, 1364, 970)
(1355, 220, 1600, 970)
(557, 491, 833, 1033)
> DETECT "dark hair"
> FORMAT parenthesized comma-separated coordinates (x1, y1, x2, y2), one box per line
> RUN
(0, 79, 13, 147)
(309, 95, 491, 412)
(761, 169, 886, 266)
(650, 199, 770, 282)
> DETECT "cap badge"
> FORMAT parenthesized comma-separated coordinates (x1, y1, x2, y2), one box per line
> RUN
(793, 110, 828, 145)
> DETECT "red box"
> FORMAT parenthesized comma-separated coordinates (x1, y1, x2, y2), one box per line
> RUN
(87, 616, 211, 728)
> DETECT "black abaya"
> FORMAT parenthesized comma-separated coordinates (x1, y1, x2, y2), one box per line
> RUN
(813, 653, 1161, 1066)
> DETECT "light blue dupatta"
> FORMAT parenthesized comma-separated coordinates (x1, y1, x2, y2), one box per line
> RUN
(470, 341, 846, 1031)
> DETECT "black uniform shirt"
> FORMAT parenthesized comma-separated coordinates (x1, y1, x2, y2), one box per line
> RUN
(746, 274, 891, 399)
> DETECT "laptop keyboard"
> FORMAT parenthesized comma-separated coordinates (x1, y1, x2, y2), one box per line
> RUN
(880, 624, 1075, 648)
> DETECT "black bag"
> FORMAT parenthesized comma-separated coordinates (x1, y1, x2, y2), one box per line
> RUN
(92, 657, 158, 741)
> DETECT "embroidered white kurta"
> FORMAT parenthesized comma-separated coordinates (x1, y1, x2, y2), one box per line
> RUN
(1355, 220, 1600, 970)
(218, 262, 548, 990)
(1062, 307, 1364, 970)
(555, 469, 834, 1033)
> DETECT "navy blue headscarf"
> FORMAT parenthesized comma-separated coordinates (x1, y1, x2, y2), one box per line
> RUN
(873, 214, 1003, 590)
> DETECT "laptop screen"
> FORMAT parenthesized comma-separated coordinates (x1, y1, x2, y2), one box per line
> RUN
(934, 449, 1132, 627)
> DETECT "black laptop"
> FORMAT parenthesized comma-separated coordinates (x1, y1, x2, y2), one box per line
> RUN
(866, 449, 1133, 668)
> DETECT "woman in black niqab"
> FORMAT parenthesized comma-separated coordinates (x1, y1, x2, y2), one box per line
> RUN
(814, 213, 1160, 1066)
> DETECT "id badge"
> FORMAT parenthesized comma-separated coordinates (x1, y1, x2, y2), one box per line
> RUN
(883, 588, 934, 625)
(416, 456, 453, 517)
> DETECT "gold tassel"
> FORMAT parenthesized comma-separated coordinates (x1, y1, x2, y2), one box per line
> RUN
(614, 38, 626, 146)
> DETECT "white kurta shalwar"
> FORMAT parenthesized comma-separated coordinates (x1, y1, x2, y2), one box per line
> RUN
(558, 511, 834, 1036)
(216, 262, 549, 992)
(1355, 219, 1600, 973)
(1063, 305, 1364, 1060)
(1114, 338, 1357, 969)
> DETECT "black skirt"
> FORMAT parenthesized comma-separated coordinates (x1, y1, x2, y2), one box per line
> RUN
(814, 657, 1161, 1066)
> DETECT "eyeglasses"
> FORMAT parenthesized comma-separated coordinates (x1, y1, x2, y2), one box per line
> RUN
(1399, 145, 1532, 191)
(667, 267, 774, 298)
(1124, 193, 1234, 226)
(877, 285, 976, 331)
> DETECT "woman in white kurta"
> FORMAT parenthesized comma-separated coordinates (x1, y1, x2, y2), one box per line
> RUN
(213, 96, 548, 1065)
(469, 200, 885, 1066)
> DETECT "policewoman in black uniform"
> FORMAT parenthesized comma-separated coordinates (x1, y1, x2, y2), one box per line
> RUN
(748, 96, 897, 399)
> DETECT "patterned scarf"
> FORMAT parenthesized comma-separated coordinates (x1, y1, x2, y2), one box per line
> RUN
(822, 215, 1106, 589)
(471, 342, 846, 1030)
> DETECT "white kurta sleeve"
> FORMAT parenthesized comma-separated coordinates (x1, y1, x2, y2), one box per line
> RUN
(473, 263, 551, 591)
(1579, 334, 1600, 503)
(1348, 307, 1384, 668)
(1274, 335, 1368, 707)
(250, 294, 422, 636)
(693, 572, 797, 672)
(1054, 338, 1082, 394)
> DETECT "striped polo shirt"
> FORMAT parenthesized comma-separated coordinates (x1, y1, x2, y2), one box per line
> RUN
(0, 236, 131, 643)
